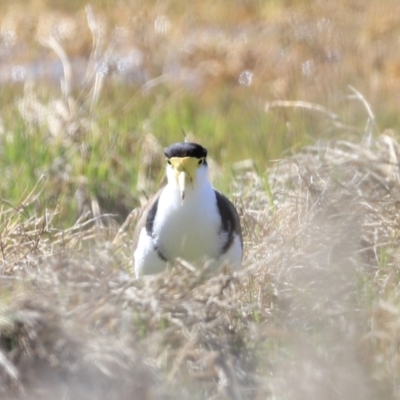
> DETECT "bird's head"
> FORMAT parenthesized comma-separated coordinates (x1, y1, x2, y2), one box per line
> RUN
(164, 142, 208, 203)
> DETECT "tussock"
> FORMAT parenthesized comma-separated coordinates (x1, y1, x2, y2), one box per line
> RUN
(1, 132, 400, 398)
(2, 1, 400, 398)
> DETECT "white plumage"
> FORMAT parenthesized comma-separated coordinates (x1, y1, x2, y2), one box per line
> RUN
(133, 142, 242, 277)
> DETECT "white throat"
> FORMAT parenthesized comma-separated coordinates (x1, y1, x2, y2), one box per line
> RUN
(153, 164, 222, 263)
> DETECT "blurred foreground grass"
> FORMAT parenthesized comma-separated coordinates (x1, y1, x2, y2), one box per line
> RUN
(1, 1, 400, 399)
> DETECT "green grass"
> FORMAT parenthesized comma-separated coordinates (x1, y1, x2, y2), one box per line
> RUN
(0, 82, 299, 226)
(2, 1, 400, 399)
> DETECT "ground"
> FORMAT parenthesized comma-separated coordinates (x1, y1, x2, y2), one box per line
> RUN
(1, 1, 400, 399)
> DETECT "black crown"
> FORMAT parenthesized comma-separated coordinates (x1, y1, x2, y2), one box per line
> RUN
(164, 142, 207, 159)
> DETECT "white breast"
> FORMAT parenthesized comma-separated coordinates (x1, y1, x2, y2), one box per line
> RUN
(153, 181, 222, 263)
(134, 163, 243, 277)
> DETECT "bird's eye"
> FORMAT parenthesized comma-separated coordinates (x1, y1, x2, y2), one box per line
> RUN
(198, 159, 203, 165)
(167, 160, 172, 165)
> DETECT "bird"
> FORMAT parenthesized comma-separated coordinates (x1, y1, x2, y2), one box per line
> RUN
(133, 142, 243, 277)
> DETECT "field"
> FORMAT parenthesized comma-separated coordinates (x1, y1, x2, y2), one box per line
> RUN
(1, 0, 400, 399)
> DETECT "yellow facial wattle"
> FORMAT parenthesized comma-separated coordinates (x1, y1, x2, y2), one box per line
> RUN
(168, 156, 203, 201)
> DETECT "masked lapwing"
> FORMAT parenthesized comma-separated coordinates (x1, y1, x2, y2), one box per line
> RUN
(133, 142, 243, 277)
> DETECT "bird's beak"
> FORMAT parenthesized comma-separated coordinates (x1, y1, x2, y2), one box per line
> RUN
(168, 156, 198, 204)
(177, 170, 187, 202)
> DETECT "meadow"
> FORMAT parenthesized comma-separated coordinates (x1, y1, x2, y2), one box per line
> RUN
(1, 0, 400, 398)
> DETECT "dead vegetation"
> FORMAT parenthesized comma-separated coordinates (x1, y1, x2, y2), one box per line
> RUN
(2, 1, 400, 399)
(0, 128, 399, 399)
(3, 0, 400, 118)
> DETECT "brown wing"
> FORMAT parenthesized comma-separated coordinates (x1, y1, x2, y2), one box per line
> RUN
(214, 190, 243, 255)
(132, 187, 164, 251)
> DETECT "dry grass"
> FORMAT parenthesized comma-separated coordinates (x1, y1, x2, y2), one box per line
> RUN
(1, 1, 400, 399)
(0, 127, 400, 398)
